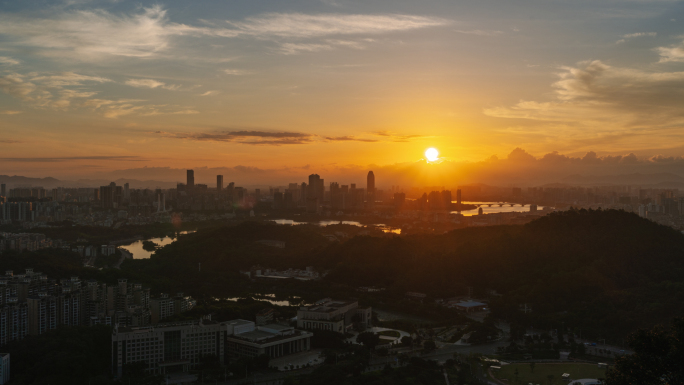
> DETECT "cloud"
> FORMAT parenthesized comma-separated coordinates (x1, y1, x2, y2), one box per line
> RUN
(153, 130, 315, 145)
(0, 139, 21, 144)
(484, 60, 684, 145)
(0, 6, 200, 60)
(31, 72, 111, 87)
(200, 90, 220, 96)
(0, 156, 147, 162)
(0, 7, 448, 61)
(324, 136, 379, 142)
(454, 29, 503, 37)
(0, 71, 112, 109)
(223, 69, 251, 75)
(657, 39, 684, 62)
(0, 56, 19, 65)
(279, 43, 333, 55)
(227, 13, 449, 38)
(616, 31, 656, 43)
(373, 130, 429, 142)
(0, 110, 22, 115)
(125, 78, 179, 90)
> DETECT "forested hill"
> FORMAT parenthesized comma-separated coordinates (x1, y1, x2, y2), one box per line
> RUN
(320, 209, 684, 338)
(126, 209, 684, 338)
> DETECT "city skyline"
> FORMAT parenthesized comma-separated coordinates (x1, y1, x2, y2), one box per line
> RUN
(2, 0, 684, 180)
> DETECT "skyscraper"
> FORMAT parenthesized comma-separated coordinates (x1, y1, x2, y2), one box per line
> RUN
(307, 174, 324, 201)
(217, 175, 223, 191)
(367, 171, 375, 205)
(187, 170, 195, 191)
(0, 184, 5, 197)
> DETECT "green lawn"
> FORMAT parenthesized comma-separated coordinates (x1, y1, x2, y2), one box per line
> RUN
(494, 363, 606, 385)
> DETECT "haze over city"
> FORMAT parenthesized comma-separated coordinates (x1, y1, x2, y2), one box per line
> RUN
(1, 1, 684, 385)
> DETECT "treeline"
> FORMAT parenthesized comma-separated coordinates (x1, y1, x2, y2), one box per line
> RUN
(316, 209, 684, 340)
(3, 325, 114, 385)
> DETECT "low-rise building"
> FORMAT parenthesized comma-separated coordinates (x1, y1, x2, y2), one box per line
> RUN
(225, 321, 312, 359)
(296, 298, 371, 333)
(112, 318, 312, 377)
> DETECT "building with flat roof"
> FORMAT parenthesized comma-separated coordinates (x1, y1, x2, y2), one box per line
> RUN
(452, 300, 487, 313)
(296, 298, 371, 333)
(225, 322, 312, 359)
(112, 318, 311, 377)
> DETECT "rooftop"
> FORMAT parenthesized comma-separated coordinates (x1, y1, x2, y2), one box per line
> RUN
(455, 300, 487, 307)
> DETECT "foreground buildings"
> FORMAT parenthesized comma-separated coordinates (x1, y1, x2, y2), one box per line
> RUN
(112, 318, 312, 377)
(0, 270, 194, 346)
(296, 298, 372, 333)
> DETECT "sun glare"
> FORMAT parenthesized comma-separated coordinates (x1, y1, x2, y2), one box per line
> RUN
(425, 147, 439, 162)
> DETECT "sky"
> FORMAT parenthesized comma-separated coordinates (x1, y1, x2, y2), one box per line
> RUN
(2, 0, 684, 186)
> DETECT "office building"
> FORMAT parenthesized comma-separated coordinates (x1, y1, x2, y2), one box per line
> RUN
(112, 319, 227, 377)
(296, 298, 371, 333)
(186, 170, 195, 191)
(0, 353, 8, 385)
(112, 318, 312, 377)
(307, 174, 324, 201)
(216, 175, 223, 191)
(0, 185, 4, 198)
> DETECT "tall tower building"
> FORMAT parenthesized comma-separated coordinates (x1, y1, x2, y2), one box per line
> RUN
(308, 174, 324, 201)
(0, 184, 5, 197)
(217, 175, 223, 191)
(367, 171, 375, 194)
(186, 170, 195, 191)
(367, 171, 375, 205)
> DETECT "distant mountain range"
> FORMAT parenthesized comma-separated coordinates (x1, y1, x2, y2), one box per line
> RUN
(0, 175, 179, 189)
(2, 172, 684, 190)
(559, 173, 684, 187)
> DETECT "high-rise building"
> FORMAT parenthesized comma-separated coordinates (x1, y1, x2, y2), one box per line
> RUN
(0, 353, 9, 385)
(307, 174, 324, 201)
(216, 175, 223, 191)
(0, 185, 5, 197)
(367, 171, 375, 194)
(366, 171, 375, 205)
(186, 170, 195, 191)
(456, 189, 462, 205)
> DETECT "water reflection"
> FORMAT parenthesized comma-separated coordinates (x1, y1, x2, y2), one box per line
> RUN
(120, 231, 195, 259)
(453, 201, 547, 217)
(220, 294, 306, 307)
(271, 219, 400, 234)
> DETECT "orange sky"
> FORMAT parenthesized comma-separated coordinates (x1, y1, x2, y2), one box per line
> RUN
(2, 1, 684, 184)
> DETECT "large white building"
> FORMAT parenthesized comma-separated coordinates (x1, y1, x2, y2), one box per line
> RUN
(112, 318, 312, 377)
(296, 298, 372, 333)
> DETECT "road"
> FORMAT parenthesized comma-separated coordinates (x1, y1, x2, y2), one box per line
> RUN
(114, 248, 133, 269)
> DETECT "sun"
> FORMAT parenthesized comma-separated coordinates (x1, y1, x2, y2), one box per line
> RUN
(425, 147, 439, 162)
